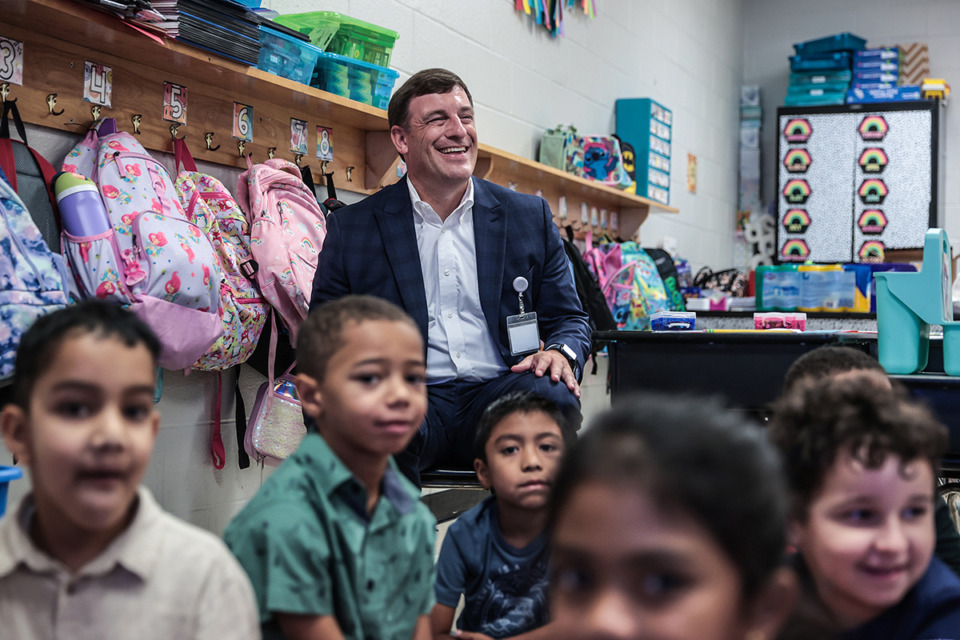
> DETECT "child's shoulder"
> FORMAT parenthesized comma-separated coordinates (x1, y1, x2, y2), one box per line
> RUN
(140, 489, 242, 566)
(446, 495, 497, 538)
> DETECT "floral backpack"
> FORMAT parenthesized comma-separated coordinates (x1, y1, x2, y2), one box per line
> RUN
(235, 155, 326, 345)
(172, 138, 267, 371)
(0, 166, 70, 381)
(61, 119, 222, 370)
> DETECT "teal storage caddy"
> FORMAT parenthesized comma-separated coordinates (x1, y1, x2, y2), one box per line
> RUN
(875, 229, 958, 374)
(0, 465, 23, 518)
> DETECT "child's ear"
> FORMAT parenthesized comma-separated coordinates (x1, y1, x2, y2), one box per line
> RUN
(474, 458, 493, 491)
(743, 566, 799, 640)
(1, 405, 31, 465)
(294, 374, 323, 420)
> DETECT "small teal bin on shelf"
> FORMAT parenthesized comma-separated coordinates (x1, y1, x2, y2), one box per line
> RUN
(0, 466, 23, 518)
(875, 229, 960, 375)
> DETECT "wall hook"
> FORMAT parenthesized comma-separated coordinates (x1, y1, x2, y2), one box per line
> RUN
(0, 84, 14, 102)
(204, 132, 220, 151)
(169, 123, 183, 140)
(345, 165, 355, 182)
(131, 114, 143, 135)
(237, 139, 246, 157)
(45, 94, 64, 116)
(267, 147, 276, 160)
(294, 153, 303, 166)
(320, 160, 329, 175)
(90, 105, 101, 121)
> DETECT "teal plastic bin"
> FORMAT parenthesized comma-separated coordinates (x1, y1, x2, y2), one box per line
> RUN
(0, 466, 23, 518)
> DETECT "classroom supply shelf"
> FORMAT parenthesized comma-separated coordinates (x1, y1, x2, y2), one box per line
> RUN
(3, 0, 676, 238)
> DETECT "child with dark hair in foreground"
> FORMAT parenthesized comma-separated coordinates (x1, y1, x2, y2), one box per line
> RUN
(547, 393, 797, 640)
(770, 375, 960, 639)
(431, 391, 576, 640)
(226, 295, 436, 640)
(0, 301, 259, 639)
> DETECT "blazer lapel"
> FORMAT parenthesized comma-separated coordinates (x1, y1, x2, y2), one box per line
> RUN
(473, 178, 506, 342)
(374, 178, 430, 339)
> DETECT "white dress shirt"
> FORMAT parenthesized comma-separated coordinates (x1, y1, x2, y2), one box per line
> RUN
(408, 179, 508, 383)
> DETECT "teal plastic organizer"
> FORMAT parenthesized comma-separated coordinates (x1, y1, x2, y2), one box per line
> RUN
(0, 465, 23, 518)
(875, 229, 960, 374)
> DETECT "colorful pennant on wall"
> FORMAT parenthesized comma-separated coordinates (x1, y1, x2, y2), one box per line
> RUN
(515, 0, 595, 38)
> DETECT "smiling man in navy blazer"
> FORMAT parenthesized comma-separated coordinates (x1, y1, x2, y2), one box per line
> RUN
(310, 68, 590, 486)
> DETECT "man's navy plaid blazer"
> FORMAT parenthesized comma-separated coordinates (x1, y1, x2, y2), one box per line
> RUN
(309, 176, 591, 375)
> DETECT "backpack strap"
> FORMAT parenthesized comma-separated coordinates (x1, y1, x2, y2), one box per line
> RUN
(235, 369, 250, 469)
(212, 371, 226, 470)
(174, 136, 199, 173)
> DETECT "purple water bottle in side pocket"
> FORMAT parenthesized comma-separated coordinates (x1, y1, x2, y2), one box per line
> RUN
(53, 171, 112, 237)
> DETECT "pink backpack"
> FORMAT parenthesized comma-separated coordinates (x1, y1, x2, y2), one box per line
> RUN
(235, 156, 326, 344)
(61, 120, 222, 370)
(172, 138, 267, 371)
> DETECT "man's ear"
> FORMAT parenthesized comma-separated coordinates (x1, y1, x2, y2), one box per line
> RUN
(474, 458, 493, 491)
(742, 566, 799, 640)
(294, 374, 323, 420)
(390, 125, 409, 158)
(1, 404, 31, 465)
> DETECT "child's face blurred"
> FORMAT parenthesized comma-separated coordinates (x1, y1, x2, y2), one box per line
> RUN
(793, 450, 935, 628)
(299, 319, 427, 464)
(475, 410, 564, 511)
(550, 480, 758, 640)
(0, 332, 159, 537)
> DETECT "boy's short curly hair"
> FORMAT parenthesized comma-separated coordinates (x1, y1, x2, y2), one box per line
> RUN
(769, 374, 948, 521)
(297, 295, 420, 381)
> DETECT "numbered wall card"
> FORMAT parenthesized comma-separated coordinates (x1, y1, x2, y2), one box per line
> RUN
(0, 37, 24, 85)
(83, 61, 112, 107)
(233, 102, 253, 141)
(290, 118, 308, 154)
(316, 126, 333, 161)
(163, 82, 188, 124)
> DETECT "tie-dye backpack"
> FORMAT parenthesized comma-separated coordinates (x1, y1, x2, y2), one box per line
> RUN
(235, 155, 326, 345)
(172, 138, 267, 371)
(60, 120, 222, 370)
(0, 167, 70, 381)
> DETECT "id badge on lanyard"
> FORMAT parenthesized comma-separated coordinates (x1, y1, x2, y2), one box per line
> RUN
(506, 276, 540, 356)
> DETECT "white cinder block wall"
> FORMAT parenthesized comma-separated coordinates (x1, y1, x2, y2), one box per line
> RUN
(2, 0, 747, 534)
(742, 0, 960, 242)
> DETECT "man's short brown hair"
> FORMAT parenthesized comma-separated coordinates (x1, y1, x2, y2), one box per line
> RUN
(387, 68, 473, 130)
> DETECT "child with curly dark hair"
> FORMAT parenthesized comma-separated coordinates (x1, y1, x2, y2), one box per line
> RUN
(769, 375, 960, 640)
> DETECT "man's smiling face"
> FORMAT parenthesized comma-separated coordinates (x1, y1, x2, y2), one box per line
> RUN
(390, 86, 477, 199)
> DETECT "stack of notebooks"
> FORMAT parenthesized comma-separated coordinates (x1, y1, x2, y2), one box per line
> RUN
(785, 32, 865, 106)
(174, 0, 263, 66)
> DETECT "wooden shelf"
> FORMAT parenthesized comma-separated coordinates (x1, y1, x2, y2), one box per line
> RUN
(3, 0, 677, 236)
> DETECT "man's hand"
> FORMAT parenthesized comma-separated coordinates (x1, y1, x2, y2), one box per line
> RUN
(510, 349, 581, 397)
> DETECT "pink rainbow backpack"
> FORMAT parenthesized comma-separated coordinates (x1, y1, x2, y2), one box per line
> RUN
(60, 120, 222, 370)
(235, 155, 326, 345)
(172, 138, 267, 371)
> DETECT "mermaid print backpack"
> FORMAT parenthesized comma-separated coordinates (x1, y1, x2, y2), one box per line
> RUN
(0, 167, 70, 381)
(60, 119, 222, 370)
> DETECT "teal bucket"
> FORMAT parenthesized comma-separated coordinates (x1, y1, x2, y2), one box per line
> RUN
(0, 466, 23, 518)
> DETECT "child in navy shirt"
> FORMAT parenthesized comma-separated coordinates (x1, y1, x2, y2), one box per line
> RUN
(431, 392, 575, 640)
